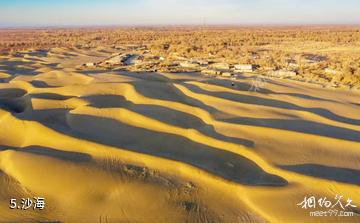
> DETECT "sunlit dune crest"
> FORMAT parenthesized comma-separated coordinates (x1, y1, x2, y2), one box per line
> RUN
(0, 40, 360, 223)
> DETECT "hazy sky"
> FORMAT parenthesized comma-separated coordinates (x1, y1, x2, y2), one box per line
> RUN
(1, 0, 360, 27)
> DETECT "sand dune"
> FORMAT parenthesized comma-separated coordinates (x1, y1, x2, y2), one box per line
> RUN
(0, 48, 360, 222)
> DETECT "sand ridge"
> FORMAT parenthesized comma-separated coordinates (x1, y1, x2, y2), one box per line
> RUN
(0, 48, 360, 222)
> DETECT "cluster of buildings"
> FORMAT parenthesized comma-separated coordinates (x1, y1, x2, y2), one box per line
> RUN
(84, 53, 139, 68)
(200, 63, 256, 77)
(83, 50, 301, 81)
(82, 45, 347, 87)
(83, 50, 258, 78)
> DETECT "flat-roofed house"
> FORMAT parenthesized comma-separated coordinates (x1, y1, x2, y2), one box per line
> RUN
(268, 69, 297, 78)
(234, 64, 255, 72)
(210, 63, 230, 70)
(325, 68, 338, 75)
(180, 61, 200, 69)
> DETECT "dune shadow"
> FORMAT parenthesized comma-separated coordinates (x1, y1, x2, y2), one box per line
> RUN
(82, 94, 253, 147)
(29, 93, 74, 100)
(21, 146, 92, 162)
(13, 50, 49, 58)
(0, 88, 27, 98)
(0, 145, 18, 151)
(183, 83, 360, 126)
(81, 70, 171, 83)
(199, 77, 338, 103)
(30, 80, 59, 88)
(79, 69, 108, 75)
(132, 79, 209, 103)
(80, 70, 218, 112)
(65, 113, 286, 186)
(42, 62, 61, 68)
(0, 145, 92, 162)
(0, 60, 38, 76)
(225, 117, 360, 142)
(201, 78, 274, 94)
(152, 74, 336, 102)
(113, 71, 175, 82)
(16, 109, 71, 131)
(280, 164, 360, 186)
(25, 50, 49, 58)
(82, 95, 132, 108)
(17, 107, 285, 186)
(130, 80, 220, 114)
(0, 98, 28, 113)
(276, 92, 338, 103)
(0, 88, 28, 113)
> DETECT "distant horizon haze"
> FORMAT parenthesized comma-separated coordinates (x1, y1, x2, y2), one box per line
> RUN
(1, 0, 360, 27)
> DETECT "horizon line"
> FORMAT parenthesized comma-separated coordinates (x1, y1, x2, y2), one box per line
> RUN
(1, 23, 360, 30)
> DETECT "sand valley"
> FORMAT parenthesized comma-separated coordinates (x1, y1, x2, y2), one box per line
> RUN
(0, 28, 360, 223)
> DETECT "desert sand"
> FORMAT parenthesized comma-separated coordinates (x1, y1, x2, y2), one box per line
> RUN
(0, 47, 360, 223)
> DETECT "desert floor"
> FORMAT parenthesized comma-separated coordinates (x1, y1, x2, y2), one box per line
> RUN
(0, 47, 360, 223)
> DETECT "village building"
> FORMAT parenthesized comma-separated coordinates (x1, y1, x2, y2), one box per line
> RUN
(103, 55, 124, 66)
(190, 59, 209, 66)
(180, 61, 200, 69)
(268, 69, 297, 78)
(262, 66, 277, 71)
(210, 62, 230, 70)
(288, 63, 299, 69)
(234, 64, 256, 72)
(201, 69, 222, 76)
(325, 68, 338, 75)
(285, 59, 299, 69)
(84, 62, 96, 68)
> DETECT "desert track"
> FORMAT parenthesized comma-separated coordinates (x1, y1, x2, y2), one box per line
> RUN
(0, 48, 360, 222)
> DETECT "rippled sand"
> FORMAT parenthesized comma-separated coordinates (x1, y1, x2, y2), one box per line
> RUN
(0, 47, 360, 222)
